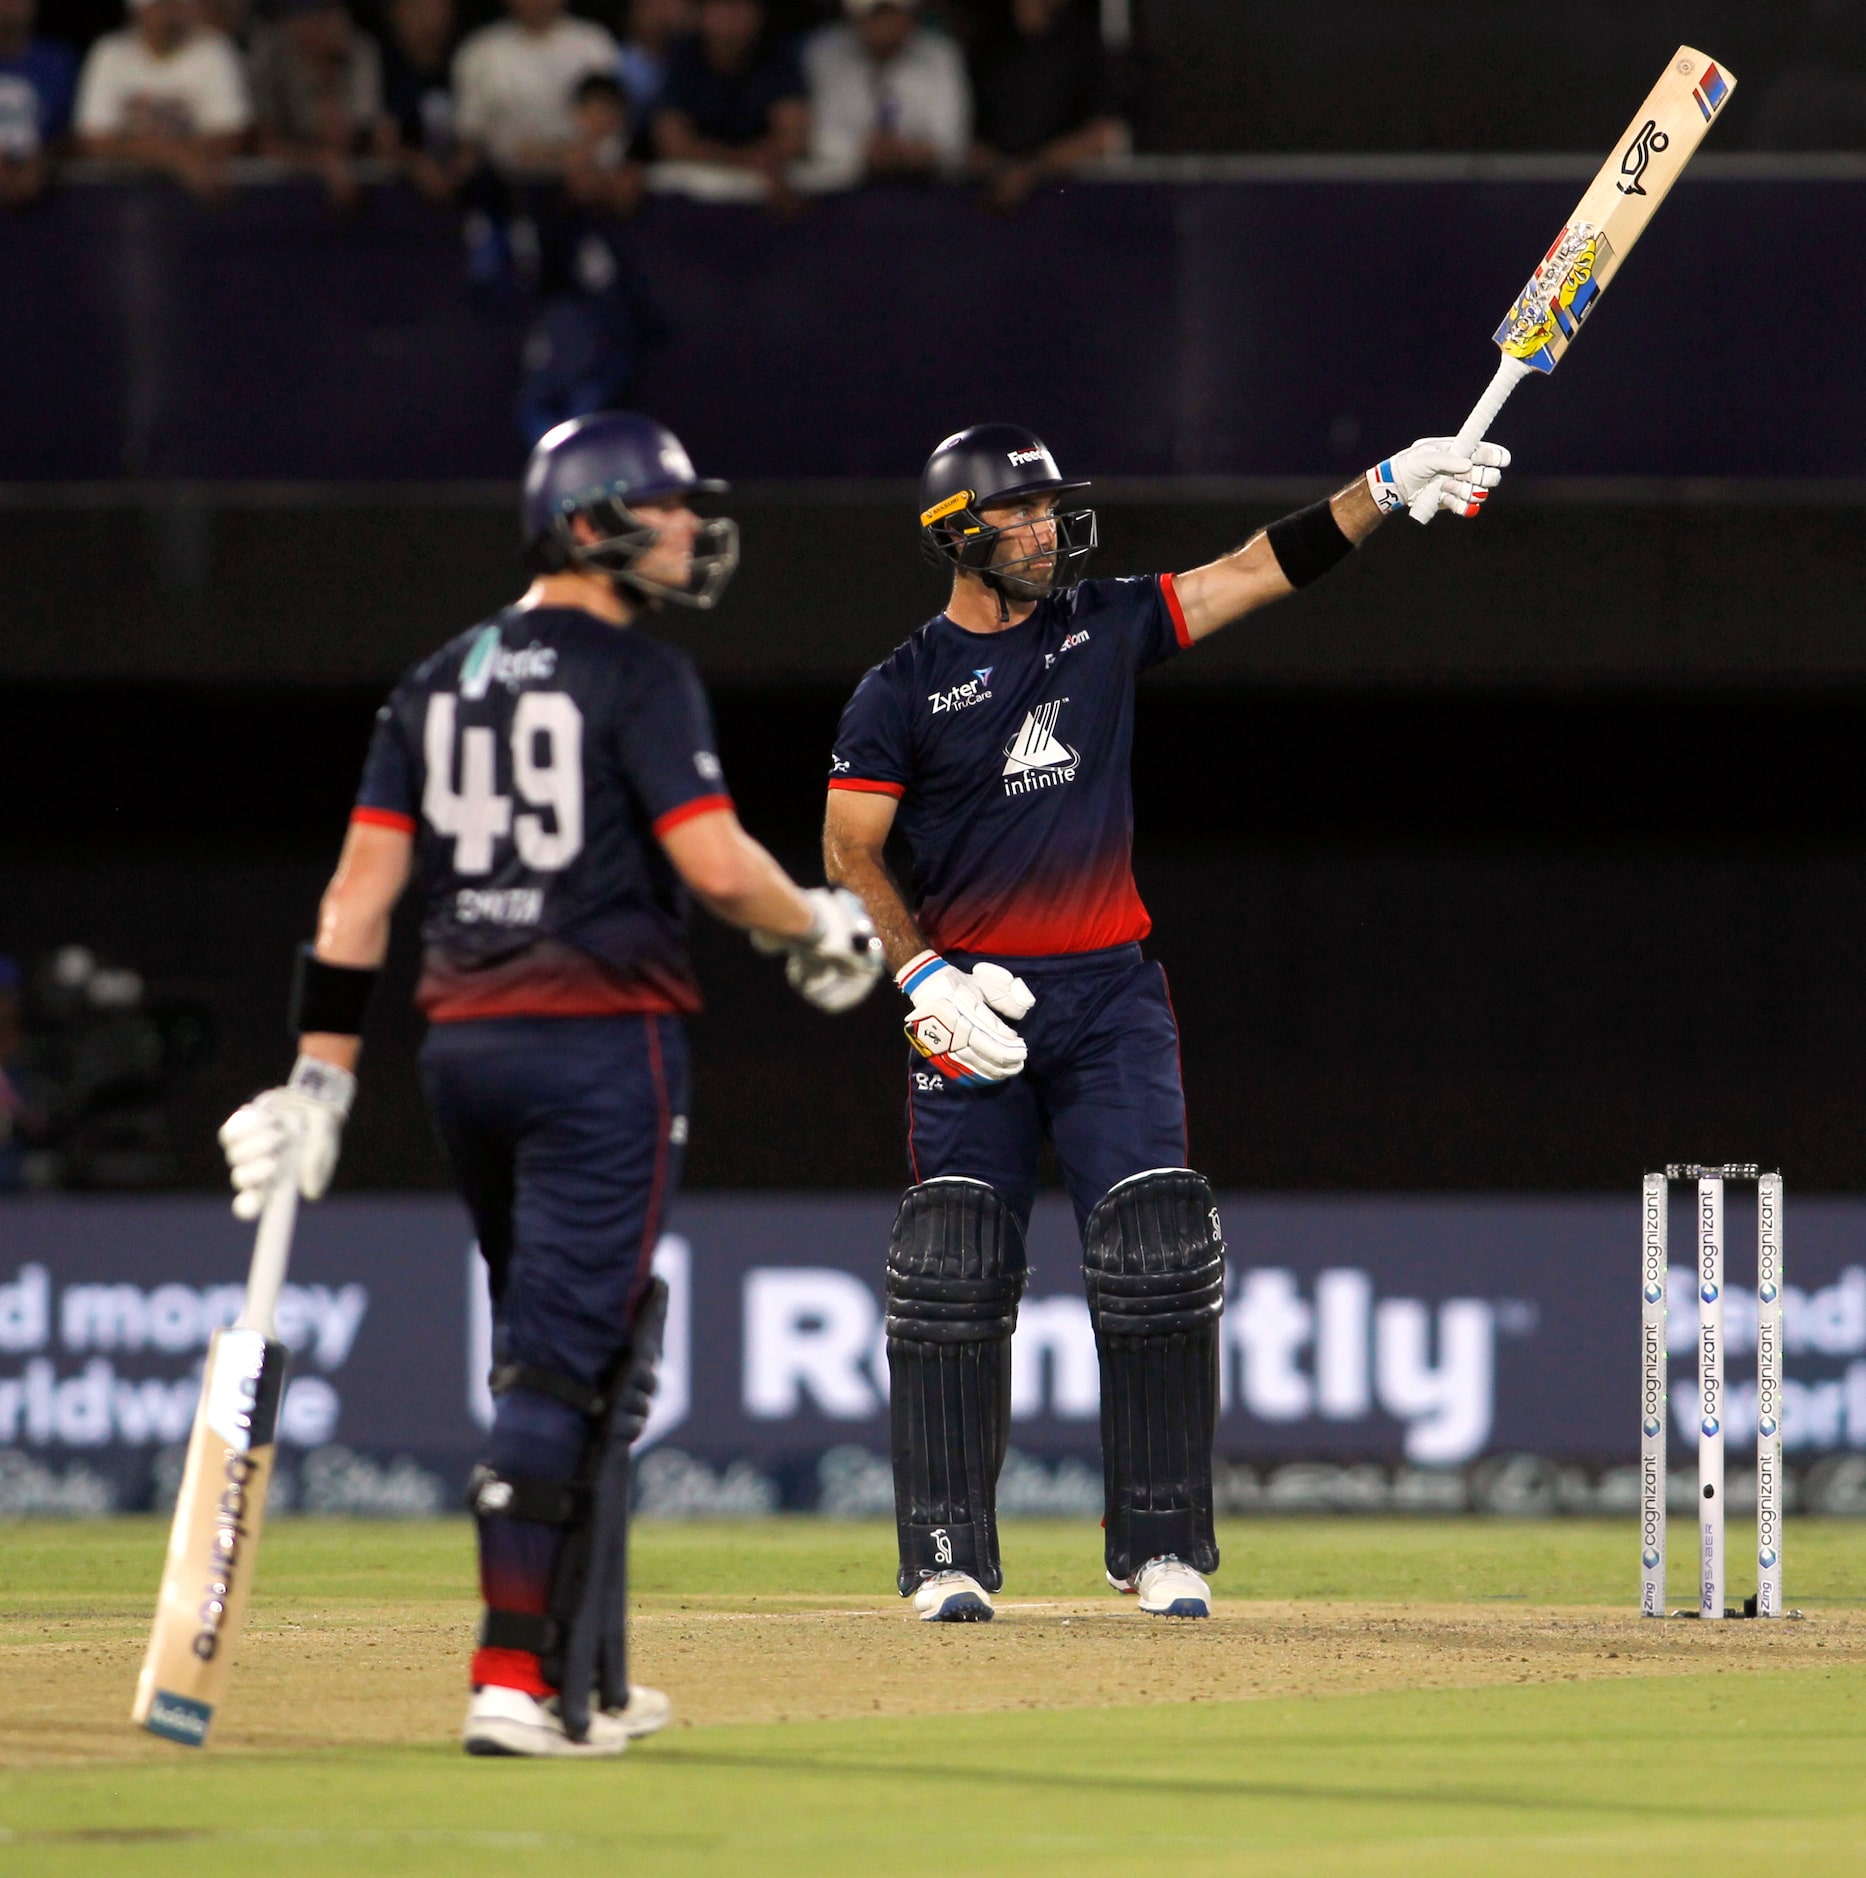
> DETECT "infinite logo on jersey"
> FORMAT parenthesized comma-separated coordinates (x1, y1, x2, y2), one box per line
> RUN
(1002, 700, 1077, 796)
(930, 669, 994, 715)
(1493, 223, 1613, 374)
(459, 626, 559, 701)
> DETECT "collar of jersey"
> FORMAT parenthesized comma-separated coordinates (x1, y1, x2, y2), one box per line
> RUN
(933, 601, 1046, 644)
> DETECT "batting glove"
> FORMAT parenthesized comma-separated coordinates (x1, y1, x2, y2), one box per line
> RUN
(897, 952, 1034, 1084)
(1366, 439, 1510, 519)
(218, 1054, 355, 1220)
(753, 887, 885, 1014)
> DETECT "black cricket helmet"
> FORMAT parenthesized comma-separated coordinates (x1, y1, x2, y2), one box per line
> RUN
(918, 423, 1097, 600)
(521, 411, 738, 609)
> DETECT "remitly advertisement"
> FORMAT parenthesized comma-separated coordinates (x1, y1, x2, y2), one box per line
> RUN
(1, 1189, 1864, 1512)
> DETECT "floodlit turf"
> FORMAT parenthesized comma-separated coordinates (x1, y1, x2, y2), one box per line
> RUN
(3, 1517, 1862, 1875)
(16, 1511, 1860, 1607)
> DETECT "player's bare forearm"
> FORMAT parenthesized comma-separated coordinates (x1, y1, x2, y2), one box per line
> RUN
(1172, 477, 1380, 644)
(660, 807, 815, 939)
(823, 793, 925, 973)
(304, 821, 413, 1072)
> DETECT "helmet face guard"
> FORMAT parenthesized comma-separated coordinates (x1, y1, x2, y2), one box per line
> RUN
(919, 491, 1098, 601)
(550, 494, 740, 610)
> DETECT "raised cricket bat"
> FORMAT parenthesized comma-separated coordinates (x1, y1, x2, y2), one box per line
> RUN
(131, 1146, 299, 1746)
(1412, 46, 1737, 523)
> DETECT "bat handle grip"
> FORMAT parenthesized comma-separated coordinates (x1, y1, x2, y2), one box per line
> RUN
(1409, 354, 1534, 525)
(237, 1127, 302, 1340)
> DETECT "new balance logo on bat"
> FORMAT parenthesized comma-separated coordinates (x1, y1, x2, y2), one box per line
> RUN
(1002, 700, 1077, 795)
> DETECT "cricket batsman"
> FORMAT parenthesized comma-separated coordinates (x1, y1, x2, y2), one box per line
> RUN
(215, 413, 882, 1755)
(824, 423, 1507, 1621)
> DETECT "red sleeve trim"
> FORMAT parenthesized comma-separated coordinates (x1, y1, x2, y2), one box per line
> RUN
(1160, 571, 1193, 650)
(652, 793, 735, 839)
(827, 778, 906, 799)
(351, 806, 417, 834)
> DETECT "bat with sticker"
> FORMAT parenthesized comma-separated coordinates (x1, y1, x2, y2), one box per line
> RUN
(131, 1134, 300, 1747)
(1411, 46, 1737, 524)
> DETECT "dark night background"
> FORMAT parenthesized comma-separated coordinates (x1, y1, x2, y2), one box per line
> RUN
(7, 0, 1863, 1197)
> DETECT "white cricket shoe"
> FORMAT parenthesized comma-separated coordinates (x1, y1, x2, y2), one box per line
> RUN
(912, 1570, 995, 1623)
(610, 1683, 672, 1738)
(1125, 1555, 1212, 1618)
(463, 1684, 657, 1758)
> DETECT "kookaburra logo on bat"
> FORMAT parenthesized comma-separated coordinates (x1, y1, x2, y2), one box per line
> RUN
(1617, 118, 1670, 196)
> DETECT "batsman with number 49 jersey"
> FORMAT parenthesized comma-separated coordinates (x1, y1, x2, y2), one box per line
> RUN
(825, 421, 1508, 1622)
(215, 412, 880, 1758)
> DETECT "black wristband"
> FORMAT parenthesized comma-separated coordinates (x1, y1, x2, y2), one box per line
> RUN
(1265, 499, 1356, 589)
(289, 943, 379, 1038)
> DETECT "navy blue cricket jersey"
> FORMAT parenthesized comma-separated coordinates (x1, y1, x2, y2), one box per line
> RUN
(355, 605, 732, 1020)
(829, 575, 1190, 955)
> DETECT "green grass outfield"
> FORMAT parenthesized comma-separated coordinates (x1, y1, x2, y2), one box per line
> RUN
(3, 1517, 1862, 1876)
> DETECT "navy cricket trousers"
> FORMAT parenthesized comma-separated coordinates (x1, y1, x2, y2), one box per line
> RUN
(419, 1012, 688, 1693)
(906, 942, 1188, 1237)
(420, 1012, 688, 1388)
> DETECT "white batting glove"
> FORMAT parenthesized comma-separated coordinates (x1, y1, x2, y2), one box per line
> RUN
(1366, 439, 1510, 520)
(217, 1054, 355, 1221)
(897, 952, 1034, 1085)
(753, 887, 885, 1014)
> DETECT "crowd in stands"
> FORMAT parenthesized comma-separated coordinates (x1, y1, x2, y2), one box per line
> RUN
(0, 0, 1128, 208)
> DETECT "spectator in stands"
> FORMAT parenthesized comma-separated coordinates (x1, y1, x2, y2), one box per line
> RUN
(375, 0, 470, 197)
(1750, 0, 1866, 149)
(453, 0, 616, 175)
(653, 0, 808, 185)
(250, 0, 382, 205)
(564, 67, 641, 213)
(74, 0, 251, 198)
(616, 0, 690, 151)
(968, 0, 1121, 212)
(0, 0, 78, 208)
(200, 0, 253, 51)
(805, 0, 967, 184)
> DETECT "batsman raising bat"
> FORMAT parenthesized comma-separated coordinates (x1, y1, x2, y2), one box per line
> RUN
(821, 42, 1734, 1628)
(210, 413, 881, 1756)
(822, 423, 1507, 1623)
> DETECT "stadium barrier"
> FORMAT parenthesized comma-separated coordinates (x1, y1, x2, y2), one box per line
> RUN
(2, 1190, 1864, 1515)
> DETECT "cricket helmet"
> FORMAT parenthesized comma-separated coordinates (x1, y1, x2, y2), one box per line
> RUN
(918, 422, 1097, 600)
(522, 411, 739, 609)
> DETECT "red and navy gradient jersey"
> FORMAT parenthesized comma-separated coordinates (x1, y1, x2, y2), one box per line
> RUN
(355, 605, 732, 1021)
(829, 575, 1190, 956)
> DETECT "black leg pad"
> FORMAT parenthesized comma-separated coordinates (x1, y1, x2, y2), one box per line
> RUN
(474, 1279, 668, 1743)
(558, 1277, 667, 1742)
(1083, 1169, 1224, 1584)
(886, 1178, 1026, 1596)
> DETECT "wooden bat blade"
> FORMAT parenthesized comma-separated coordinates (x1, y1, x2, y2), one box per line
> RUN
(130, 1326, 290, 1745)
(1493, 47, 1737, 375)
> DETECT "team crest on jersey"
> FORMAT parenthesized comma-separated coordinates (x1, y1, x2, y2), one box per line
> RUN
(1002, 700, 1077, 795)
(930, 669, 993, 715)
(459, 626, 559, 701)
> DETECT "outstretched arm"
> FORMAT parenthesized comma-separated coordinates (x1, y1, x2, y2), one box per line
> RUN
(1170, 440, 1509, 645)
(1171, 477, 1379, 645)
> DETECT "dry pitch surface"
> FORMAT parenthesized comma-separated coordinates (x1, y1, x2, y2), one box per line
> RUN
(1, 1516, 1862, 1874)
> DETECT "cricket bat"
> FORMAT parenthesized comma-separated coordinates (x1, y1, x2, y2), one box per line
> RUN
(131, 1140, 300, 1746)
(1412, 47, 1737, 523)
